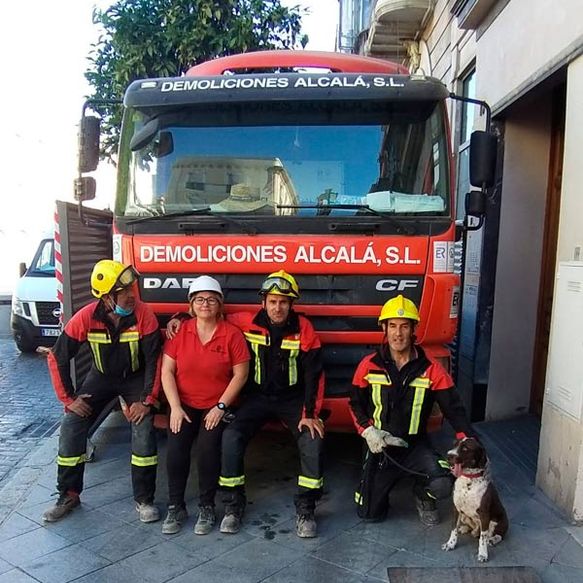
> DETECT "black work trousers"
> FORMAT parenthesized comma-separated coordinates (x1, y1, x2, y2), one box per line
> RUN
(355, 440, 452, 521)
(56, 370, 157, 504)
(166, 404, 224, 508)
(221, 393, 323, 514)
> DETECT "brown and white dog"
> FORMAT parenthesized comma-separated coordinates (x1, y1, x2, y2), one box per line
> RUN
(442, 437, 508, 562)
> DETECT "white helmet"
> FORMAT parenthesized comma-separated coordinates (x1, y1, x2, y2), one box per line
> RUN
(188, 276, 223, 300)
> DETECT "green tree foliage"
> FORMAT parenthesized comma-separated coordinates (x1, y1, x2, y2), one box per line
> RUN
(85, 0, 307, 160)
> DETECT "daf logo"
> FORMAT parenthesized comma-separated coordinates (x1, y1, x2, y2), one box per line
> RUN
(52, 307, 62, 319)
(375, 279, 419, 292)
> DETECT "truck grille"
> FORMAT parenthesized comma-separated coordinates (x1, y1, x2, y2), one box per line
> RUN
(36, 302, 60, 326)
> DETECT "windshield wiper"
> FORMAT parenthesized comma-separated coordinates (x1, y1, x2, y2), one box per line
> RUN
(277, 204, 415, 235)
(126, 207, 259, 235)
(126, 207, 212, 224)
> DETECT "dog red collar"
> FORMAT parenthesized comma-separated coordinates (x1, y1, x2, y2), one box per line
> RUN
(460, 469, 485, 479)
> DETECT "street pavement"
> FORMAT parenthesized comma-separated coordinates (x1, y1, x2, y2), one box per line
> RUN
(1, 302, 583, 581)
(0, 306, 62, 491)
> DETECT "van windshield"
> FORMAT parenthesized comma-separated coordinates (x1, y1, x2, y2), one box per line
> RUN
(28, 239, 55, 277)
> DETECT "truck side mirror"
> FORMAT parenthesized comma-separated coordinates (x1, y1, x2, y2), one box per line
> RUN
(469, 130, 497, 188)
(465, 190, 485, 218)
(79, 116, 101, 173)
(74, 177, 96, 202)
(19, 262, 27, 278)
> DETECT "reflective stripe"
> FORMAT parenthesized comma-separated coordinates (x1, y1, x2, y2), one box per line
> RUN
(364, 373, 391, 385)
(248, 342, 262, 384)
(298, 475, 323, 489)
(438, 459, 450, 469)
(281, 339, 300, 350)
(87, 332, 111, 344)
(408, 385, 427, 435)
(244, 332, 269, 346)
(219, 475, 245, 487)
(281, 338, 301, 386)
(129, 340, 139, 371)
(354, 491, 363, 505)
(89, 341, 104, 373)
(288, 349, 299, 385)
(131, 454, 158, 467)
(120, 331, 140, 372)
(57, 454, 86, 467)
(244, 332, 268, 385)
(371, 383, 383, 428)
(427, 491, 437, 500)
(410, 377, 431, 389)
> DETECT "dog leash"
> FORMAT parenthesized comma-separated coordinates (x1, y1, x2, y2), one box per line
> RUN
(380, 449, 430, 479)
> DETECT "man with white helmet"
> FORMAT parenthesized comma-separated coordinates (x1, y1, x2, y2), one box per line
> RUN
(42, 260, 161, 524)
(350, 294, 473, 526)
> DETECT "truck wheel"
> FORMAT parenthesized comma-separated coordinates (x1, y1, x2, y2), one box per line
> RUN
(14, 332, 37, 353)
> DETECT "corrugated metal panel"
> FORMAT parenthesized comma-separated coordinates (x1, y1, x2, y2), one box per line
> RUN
(56, 201, 113, 386)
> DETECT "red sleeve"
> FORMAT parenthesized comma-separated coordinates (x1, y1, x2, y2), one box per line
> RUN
(226, 311, 253, 332)
(228, 326, 250, 366)
(62, 302, 95, 342)
(427, 361, 454, 391)
(351, 356, 371, 388)
(163, 333, 179, 360)
(299, 316, 321, 351)
(137, 301, 160, 335)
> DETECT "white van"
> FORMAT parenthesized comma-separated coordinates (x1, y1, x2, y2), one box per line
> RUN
(11, 236, 61, 352)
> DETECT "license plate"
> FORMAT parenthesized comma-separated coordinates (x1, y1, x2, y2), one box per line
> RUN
(41, 328, 60, 337)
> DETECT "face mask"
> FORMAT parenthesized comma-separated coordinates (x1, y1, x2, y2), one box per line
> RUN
(114, 304, 134, 317)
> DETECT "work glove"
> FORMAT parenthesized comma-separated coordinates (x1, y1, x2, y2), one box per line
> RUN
(362, 426, 408, 453)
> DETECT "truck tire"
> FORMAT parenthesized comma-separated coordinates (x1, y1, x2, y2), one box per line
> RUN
(14, 331, 37, 353)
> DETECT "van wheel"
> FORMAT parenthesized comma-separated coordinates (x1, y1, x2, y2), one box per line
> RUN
(14, 332, 36, 353)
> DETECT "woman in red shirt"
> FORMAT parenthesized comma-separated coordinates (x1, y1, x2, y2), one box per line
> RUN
(161, 276, 249, 536)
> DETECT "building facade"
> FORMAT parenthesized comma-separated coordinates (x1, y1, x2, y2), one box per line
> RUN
(338, 0, 583, 520)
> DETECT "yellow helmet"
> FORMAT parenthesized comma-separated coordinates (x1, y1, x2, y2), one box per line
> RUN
(259, 270, 300, 299)
(378, 294, 420, 324)
(91, 260, 138, 299)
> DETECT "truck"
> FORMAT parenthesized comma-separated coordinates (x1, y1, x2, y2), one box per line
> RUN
(64, 50, 496, 429)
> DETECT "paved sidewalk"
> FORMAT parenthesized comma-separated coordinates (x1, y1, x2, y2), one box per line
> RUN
(0, 414, 582, 582)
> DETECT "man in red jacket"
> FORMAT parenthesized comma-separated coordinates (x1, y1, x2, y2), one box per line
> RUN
(218, 270, 325, 538)
(42, 260, 161, 523)
(350, 295, 473, 526)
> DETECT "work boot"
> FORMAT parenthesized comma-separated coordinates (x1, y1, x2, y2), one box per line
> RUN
(296, 512, 317, 538)
(136, 502, 160, 523)
(42, 492, 80, 523)
(415, 497, 440, 526)
(194, 505, 216, 535)
(162, 504, 188, 534)
(219, 512, 242, 534)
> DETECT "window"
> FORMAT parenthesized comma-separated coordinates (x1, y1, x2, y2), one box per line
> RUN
(456, 68, 476, 221)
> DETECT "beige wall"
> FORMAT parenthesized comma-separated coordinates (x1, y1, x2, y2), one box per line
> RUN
(537, 54, 583, 521)
(476, 0, 583, 112)
(485, 96, 552, 419)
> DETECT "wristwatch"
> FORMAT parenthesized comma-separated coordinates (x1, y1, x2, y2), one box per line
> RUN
(216, 402, 227, 411)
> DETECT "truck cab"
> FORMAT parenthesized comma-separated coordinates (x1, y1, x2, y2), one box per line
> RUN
(11, 235, 61, 352)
